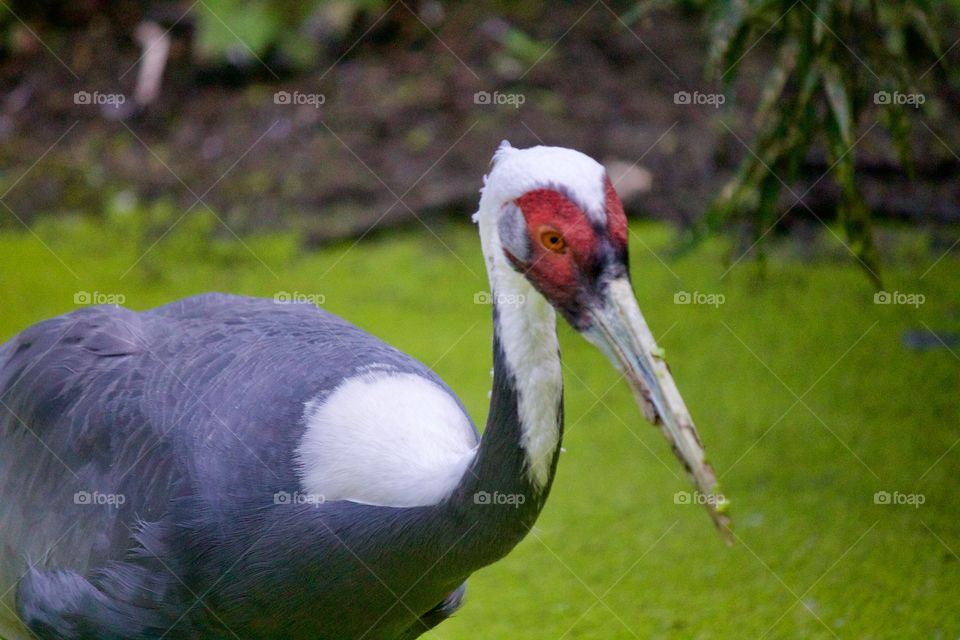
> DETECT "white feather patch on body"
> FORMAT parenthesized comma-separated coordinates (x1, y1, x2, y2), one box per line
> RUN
(296, 371, 478, 507)
(471, 142, 603, 489)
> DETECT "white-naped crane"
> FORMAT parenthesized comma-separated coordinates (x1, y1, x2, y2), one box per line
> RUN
(0, 142, 730, 640)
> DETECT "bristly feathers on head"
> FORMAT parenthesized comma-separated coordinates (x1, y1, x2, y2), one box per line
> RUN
(472, 140, 609, 226)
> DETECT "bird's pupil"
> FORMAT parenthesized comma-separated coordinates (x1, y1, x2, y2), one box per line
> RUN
(538, 228, 564, 251)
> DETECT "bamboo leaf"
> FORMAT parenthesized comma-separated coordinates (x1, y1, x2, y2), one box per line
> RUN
(906, 5, 942, 57)
(754, 35, 800, 127)
(825, 113, 882, 285)
(812, 0, 831, 46)
(706, 0, 750, 77)
(822, 63, 853, 144)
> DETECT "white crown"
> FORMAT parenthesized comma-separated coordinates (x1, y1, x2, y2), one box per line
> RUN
(474, 141, 608, 224)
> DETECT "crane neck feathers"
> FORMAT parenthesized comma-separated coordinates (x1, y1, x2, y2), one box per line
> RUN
(475, 155, 565, 491)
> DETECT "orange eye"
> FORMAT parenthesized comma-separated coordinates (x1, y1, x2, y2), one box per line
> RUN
(538, 227, 567, 253)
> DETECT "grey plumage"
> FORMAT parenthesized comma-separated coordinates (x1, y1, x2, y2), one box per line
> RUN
(1, 294, 544, 639)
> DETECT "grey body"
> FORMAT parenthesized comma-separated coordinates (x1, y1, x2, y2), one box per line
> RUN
(0, 294, 557, 639)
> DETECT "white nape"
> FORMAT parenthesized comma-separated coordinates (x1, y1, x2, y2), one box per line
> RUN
(296, 371, 479, 508)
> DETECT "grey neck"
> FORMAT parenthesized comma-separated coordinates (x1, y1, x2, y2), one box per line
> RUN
(445, 298, 564, 567)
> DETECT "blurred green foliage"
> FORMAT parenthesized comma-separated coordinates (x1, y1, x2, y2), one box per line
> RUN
(697, 0, 954, 285)
(193, 0, 380, 67)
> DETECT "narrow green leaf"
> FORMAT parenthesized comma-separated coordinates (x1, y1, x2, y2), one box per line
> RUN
(706, 0, 750, 77)
(754, 35, 800, 127)
(822, 63, 853, 145)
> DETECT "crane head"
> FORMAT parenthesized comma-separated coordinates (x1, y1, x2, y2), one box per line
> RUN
(476, 141, 733, 542)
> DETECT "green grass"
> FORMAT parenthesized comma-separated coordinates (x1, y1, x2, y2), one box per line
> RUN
(1, 213, 958, 638)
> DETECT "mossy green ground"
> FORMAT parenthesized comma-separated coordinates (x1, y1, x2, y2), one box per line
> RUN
(1, 213, 958, 639)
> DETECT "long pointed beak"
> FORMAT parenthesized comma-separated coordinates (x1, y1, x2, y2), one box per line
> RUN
(584, 278, 733, 543)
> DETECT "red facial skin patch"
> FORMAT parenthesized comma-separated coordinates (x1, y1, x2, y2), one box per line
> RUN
(508, 189, 600, 307)
(604, 177, 628, 253)
(502, 180, 630, 329)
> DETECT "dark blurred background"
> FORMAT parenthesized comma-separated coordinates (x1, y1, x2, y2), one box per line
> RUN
(1, 0, 957, 279)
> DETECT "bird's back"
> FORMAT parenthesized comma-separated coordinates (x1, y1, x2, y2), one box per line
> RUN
(0, 293, 474, 637)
